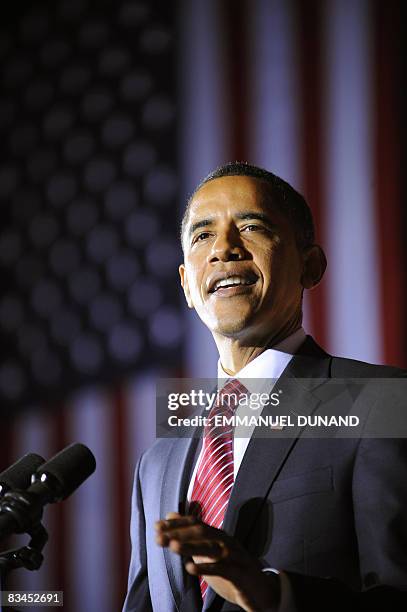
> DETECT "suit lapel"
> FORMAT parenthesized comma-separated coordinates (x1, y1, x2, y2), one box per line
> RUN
(203, 336, 332, 611)
(160, 434, 203, 611)
(226, 336, 331, 539)
(224, 381, 323, 537)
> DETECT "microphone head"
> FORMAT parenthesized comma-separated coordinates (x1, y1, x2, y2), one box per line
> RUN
(35, 443, 96, 500)
(0, 453, 45, 497)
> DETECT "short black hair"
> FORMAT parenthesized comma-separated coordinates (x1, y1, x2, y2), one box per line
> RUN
(180, 161, 315, 252)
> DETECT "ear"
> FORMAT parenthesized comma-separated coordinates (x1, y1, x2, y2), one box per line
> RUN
(301, 245, 327, 289)
(179, 263, 194, 308)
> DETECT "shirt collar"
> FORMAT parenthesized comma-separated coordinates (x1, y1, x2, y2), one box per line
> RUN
(217, 327, 307, 393)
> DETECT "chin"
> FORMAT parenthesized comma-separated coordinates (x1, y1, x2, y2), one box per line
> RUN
(197, 304, 258, 337)
(211, 316, 252, 337)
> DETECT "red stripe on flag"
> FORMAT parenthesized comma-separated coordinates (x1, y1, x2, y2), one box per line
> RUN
(221, 0, 250, 161)
(296, 0, 328, 347)
(373, 0, 406, 368)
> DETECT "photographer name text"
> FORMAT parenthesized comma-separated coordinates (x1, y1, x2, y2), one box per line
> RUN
(167, 414, 360, 428)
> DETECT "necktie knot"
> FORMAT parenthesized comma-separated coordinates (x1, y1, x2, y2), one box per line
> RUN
(204, 378, 248, 439)
(217, 378, 248, 409)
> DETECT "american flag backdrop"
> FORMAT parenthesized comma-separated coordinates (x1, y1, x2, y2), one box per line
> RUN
(0, 1, 406, 611)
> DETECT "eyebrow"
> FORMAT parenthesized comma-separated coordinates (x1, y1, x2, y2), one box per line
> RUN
(235, 212, 274, 225)
(189, 218, 215, 237)
(188, 211, 276, 237)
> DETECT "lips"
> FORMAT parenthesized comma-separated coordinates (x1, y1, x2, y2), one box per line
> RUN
(207, 270, 258, 293)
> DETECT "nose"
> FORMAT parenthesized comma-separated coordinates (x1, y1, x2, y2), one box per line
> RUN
(208, 227, 246, 263)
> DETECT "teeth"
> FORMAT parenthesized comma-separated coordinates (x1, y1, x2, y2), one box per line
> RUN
(214, 276, 253, 291)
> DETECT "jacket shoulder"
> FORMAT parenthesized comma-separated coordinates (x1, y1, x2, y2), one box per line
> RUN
(304, 336, 407, 378)
(330, 355, 407, 378)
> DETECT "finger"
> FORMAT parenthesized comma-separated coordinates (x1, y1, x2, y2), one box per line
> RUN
(155, 515, 198, 532)
(185, 560, 232, 578)
(156, 531, 170, 547)
(156, 524, 215, 549)
(188, 500, 203, 518)
(157, 523, 217, 543)
(155, 520, 203, 547)
(165, 512, 182, 520)
(169, 539, 228, 560)
(155, 518, 198, 545)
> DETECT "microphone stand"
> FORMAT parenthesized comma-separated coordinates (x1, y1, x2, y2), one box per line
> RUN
(0, 523, 48, 612)
(0, 489, 49, 612)
(0, 521, 48, 577)
(0, 525, 48, 612)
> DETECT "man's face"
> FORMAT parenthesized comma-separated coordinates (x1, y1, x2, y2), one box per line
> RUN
(179, 175, 305, 342)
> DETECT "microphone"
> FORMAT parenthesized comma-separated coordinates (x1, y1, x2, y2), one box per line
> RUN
(32, 442, 96, 501)
(0, 454, 45, 497)
(0, 443, 96, 539)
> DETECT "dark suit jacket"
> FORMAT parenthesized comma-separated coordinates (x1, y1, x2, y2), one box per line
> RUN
(123, 337, 407, 611)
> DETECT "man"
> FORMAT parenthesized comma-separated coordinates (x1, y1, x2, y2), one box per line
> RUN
(123, 163, 407, 611)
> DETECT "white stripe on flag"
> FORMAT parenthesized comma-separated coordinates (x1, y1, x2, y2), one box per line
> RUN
(249, 0, 301, 188)
(323, 0, 382, 363)
(65, 386, 115, 612)
(179, 0, 228, 377)
(247, 0, 312, 328)
(126, 373, 157, 474)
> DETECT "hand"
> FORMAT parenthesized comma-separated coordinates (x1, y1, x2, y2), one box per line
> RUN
(155, 512, 281, 611)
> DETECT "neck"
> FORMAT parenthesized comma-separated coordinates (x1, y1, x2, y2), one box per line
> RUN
(214, 321, 302, 375)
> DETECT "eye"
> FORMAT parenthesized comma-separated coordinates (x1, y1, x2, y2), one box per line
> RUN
(192, 231, 211, 244)
(242, 224, 262, 232)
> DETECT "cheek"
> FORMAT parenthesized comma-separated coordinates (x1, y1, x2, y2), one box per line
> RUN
(256, 248, 282, 284)
(185, 264, 203, 298)
(260, 248, 300, 293)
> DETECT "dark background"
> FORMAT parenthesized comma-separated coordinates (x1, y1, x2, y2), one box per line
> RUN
(0, 1, 406, 611)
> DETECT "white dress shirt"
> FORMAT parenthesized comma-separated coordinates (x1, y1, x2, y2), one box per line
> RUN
(186, 327, 306, 611)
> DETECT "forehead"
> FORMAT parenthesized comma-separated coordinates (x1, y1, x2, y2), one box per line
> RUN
(189, 175, 270, 215)
(182, 175, 297, 251)
(188, 175, 289, 224)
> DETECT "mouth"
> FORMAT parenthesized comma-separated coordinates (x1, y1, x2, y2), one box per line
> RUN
(208, 273, 258, 295)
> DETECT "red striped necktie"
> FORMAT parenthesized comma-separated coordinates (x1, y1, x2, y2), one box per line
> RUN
(190, 378, 248, 599)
